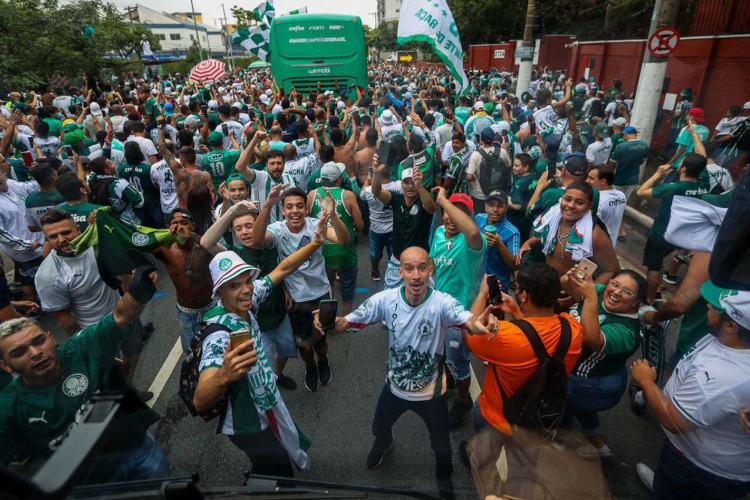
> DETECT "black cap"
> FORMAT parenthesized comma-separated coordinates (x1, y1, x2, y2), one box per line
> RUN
(563, 153, 588, 176)
(486, 190, 509, 203)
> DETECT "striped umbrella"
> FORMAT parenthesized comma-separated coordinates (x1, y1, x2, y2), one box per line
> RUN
(189, 59, 226, 83)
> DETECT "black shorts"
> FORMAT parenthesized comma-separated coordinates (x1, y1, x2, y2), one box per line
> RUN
(14, 256, 44, 287)
(642, 235, 677, 271)
(288, 293, 329, 351)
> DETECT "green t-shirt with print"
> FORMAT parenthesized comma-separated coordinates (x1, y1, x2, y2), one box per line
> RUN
(203, 149, 241, 191)
(650, 179, 709, 239)
(24, 190, 64, 228)
(507, 175, 534, 235)
(58, 202, 101, 232)
(610, 139, 649, 186)
(397, 147, 436, 190)
(117, 162, 160, 210)
(429, 226, 486, 308)
(569, 284, 640, 377)
(0, 314, 159, 481)
(144, 97, 161, 121)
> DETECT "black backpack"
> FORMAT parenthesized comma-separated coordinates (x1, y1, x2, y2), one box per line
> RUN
(494, 316, 572, 435)
(88, 176, 116, 207)
(478, 147, 511, 196)
(178, 322, 231, 422)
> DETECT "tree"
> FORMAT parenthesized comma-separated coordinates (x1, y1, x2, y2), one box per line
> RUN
(230, 6, 260, 27)
(0, 0, 160, 89)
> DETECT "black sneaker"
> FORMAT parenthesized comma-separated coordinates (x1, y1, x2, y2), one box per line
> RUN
(304, 364, 319, 392)
(449, 397, 473, 429)
(366, 438, 393, 470)
(138, 390, 154, 403)
(277, 374, 297, 390)
(318, 359, 331, 386)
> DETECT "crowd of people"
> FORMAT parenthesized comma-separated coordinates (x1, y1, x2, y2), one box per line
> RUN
(0, 62, 748, 499)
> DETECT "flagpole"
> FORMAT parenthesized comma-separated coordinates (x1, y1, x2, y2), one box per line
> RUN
(189, 0, 204, 60)
(222, 3, 236, 71)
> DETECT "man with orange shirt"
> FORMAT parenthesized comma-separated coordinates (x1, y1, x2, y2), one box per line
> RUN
(463, 262, 583, 499)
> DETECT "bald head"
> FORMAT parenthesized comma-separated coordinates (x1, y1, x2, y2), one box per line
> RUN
(282, 144, 297, 161)
(400, 246, 429, 263)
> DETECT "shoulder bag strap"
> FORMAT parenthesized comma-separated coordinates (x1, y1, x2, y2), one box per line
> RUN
(553, 315, 572, 360)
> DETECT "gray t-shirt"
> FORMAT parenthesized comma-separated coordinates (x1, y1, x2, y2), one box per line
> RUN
(266, 217, 329, 302)
(35, 248, 119, 327)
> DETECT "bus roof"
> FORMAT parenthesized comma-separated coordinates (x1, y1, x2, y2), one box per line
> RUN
(272, 13, 362, 25)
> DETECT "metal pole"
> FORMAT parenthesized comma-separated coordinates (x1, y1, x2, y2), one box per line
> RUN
(189, 0, 204, 60)
(515, 0, 536, 96)
(222, 3, 236, 70)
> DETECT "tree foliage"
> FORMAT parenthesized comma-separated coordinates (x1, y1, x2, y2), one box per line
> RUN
(230, 6, 260, 28)
(0, 0, 160, 89)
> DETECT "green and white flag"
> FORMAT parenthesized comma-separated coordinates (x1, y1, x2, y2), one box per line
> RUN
(253, 0, 275, 24)
(284, 6, 307, 16)
(397, 0, 469, 94)
(232, 24, 271, 61)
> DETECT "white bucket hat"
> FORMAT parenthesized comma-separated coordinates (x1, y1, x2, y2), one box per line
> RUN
(210, 251, 260, 298)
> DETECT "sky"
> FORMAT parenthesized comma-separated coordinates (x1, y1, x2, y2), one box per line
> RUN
(98, 0, 378, 28)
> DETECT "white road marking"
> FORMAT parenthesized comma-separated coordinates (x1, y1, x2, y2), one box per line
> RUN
(469, 365, 481, 400)
(146, 338, 183, 408)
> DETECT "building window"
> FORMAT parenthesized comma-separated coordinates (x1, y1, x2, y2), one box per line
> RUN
(156, 34, 166, 40)
(170, 33, 181, 40)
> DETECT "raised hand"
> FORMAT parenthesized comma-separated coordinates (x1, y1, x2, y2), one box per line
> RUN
(314, 210, 330, 245)
(266, 182, 288, 206)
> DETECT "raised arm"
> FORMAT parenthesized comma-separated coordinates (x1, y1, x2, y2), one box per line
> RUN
(316, 188, 351, 245)
(371, 156, 392, 205)
(250, 183, 286, 248)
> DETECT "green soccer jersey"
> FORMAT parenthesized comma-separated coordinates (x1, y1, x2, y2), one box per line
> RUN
(429, 226, 486, 308)
(650, 179, 709, 239)
(610, 139, 649, 186)
(58, 201, 101, 232)
(446, 147, 472, 196)
(309, 187, 357, 270)
(233, 245, 285, 331)
(117, 162, 160, 210)
(507, 175, 534, 235)
(145, 97, 161, 121)
(569, 284, 641, 377)
(387, 191, 433, 259)
(24, 190, 64, 228)
(0, 314, 159, 481)
(397, 147, 437, 190)
(203, 149, 241, 191)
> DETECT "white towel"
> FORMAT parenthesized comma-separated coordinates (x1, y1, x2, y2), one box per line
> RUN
(533, 203, 594, 261)
(665, 195, 727, 253)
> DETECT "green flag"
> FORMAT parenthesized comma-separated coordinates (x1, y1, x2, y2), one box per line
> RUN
(70, 207, 181, 289)
(283, 6, 307, 16)
(253, 0, 275, 24)
(232, 24, 271, 61)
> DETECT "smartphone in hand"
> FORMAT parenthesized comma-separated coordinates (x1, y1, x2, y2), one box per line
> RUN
(487, 275, 502, 306)
(230, 329, 252, 350)
(318, 299, 339, 331)
(575, 258, 598, 279)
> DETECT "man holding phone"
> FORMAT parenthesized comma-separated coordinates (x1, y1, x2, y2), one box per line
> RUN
(193, 215, 329, 477)
(313, 246, 497, 499)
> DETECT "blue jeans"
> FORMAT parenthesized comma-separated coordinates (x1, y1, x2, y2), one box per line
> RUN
(445, 327, 471, 380)
(332, 265, 357, 303)
(369, 230, 393, 262)
(108, 432, 171, 482)
(177, 302, 214, 353)
(371, 384, 452, 485)
(653, 440, 750, 499)
(563, 365, 628, 437)
(261, 314, 297, 359)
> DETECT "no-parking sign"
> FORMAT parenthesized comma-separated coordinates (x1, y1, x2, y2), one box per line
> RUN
(648, 27, 680, 57)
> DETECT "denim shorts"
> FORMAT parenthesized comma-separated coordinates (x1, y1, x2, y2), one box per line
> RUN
(335, 265, 358, 302)
(369, 230, 393, 261)
(177, 302, 215, 352)
(261, 314, 297, 359)
(445, 326, 471, 380)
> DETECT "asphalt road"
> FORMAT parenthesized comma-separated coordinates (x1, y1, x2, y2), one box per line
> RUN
(29, 210, 679, 499)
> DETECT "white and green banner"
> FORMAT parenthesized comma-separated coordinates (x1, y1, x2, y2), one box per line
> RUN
(397, 0, 468, 94)
(253, 0, 275, 24)
(232, 24, 271, 61)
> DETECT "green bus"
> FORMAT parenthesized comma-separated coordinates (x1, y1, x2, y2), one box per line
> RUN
(269, 14, 368, 97)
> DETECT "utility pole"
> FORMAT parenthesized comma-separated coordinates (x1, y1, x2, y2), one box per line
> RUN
(629, 0, 681, 148)
(189, 0, 205, 60)
(515, 0, 536, 97)
(222, 3, 235, 70)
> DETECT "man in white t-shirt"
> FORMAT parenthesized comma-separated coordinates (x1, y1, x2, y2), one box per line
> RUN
(378, 109, 405, 143)
(586, 122, 613, 167)
(124, 121, 158, 164)
(35, 210, 118, 336)
(586, 165, 626, 247)
(313, 246, 496, 499)
(252, 185, 351, 392)
(633, 282, 750, 499)
(215, 104, 245, 150)
(150, 158, 179, 222)
(140, 35, 154, 59)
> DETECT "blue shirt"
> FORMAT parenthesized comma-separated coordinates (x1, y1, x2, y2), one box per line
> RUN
(474, 214, 520, 291)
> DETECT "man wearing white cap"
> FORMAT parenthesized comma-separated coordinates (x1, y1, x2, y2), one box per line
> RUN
(633, 282, 750, 499)
(193, 217, 328, 477)
(377, 109, 405, 144)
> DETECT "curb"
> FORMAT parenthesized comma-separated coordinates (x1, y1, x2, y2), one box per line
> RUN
(624, 206, 654, 229)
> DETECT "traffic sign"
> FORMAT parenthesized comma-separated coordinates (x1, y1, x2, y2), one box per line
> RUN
(648, 27, 680, 57)
(399, 54, 413, 62)
(515, 46, 534, 60)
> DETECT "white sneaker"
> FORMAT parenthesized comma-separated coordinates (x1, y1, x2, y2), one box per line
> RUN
(636, 463, 654, 491)
(576, 442, 613, 459)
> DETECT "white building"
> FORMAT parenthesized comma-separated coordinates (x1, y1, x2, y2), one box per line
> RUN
(376, 0, 400, 25)
(123, 4, 227, 58)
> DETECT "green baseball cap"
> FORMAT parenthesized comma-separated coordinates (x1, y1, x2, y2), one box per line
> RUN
(700, 281, 727, 312)
(208, 131, 224, 146)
